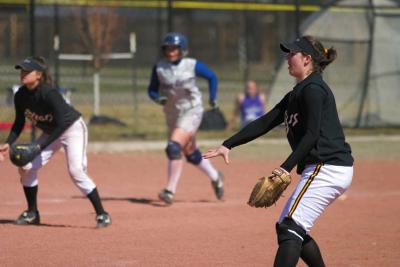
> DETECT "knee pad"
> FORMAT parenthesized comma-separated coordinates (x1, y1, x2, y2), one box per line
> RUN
(185, 149, 202, 165)
(165, 141, 182, 160)
(276, 217, 306, 245)
(303, 234, 313, 244)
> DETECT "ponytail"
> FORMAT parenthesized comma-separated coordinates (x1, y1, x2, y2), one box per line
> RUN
(319, 47, 337, 71)
(303, 35, 337, 73)
(33, 56, 53, 85)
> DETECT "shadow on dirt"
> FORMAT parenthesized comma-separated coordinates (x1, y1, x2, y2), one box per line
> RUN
(72, 195, 218, 207)
(0, 219, 15, 224)
(100, 197, 166, 207)
(34, 223, 94, 229)
(0, 218, 94, 229)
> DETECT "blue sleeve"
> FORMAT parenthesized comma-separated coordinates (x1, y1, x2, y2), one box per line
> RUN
(195, 61, 217, 102)
(147, 65, 160, 102)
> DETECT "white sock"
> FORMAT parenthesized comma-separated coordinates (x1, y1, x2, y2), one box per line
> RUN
(197, 159, 219, 181)
(165, 159, 183, 193)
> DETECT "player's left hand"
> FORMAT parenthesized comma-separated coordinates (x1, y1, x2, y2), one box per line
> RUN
(157, 96, 167, 106)
(247, 167, 292, 208)
(209, 99, 218, 109)
(203, 145, 230, 164)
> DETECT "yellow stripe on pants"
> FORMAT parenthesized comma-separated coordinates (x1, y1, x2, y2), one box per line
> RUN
(288, 163, 322, 218)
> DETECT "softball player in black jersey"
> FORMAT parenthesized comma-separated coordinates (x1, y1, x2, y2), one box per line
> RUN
(204, 35, 354, 267)
(0, 56, 111, 228)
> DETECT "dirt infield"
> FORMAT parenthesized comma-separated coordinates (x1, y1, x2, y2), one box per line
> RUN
(0, 150, 399, 266)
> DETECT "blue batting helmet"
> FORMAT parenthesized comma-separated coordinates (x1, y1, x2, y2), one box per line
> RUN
(161, 32, 188, 54)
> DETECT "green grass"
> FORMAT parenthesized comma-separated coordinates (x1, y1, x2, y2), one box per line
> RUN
(1, 98, 399, 162)
(2, 98, 400, 143)
(85, 102, 242, 140)
(0, 101, 242, 141)
(1, 60, 400, 142)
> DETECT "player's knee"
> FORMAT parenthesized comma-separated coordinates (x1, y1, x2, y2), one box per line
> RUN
(19, 164, 39, 186)
(165, 141, 182, 160)
(276, 217, 306, 245)
(76, 181, 96, 195)
(18, 165, 32, 175)
(185, 149, 202, 165)
(303, 234, 313, 244)
(68, 165, 86, 179)
(20, 176, 38, 187)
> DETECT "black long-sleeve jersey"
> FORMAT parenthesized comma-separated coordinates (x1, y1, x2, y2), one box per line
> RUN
(223, 72, 353, 174)
(6, 83, 81, 150)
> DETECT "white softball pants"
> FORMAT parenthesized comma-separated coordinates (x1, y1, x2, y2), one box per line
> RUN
(279, 163, 353, 233)
(19, 117, 96, 195)
(165, 105, 204, 134)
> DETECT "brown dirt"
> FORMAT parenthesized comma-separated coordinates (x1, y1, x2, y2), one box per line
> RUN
(0, 153, 398, 266)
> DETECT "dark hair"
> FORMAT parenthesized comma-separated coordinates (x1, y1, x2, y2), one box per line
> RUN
(303, 35, 337, 73)
(33, 56, 53, 85)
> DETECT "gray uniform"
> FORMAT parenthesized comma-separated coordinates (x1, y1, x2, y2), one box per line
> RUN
(156, 58, 204, 133)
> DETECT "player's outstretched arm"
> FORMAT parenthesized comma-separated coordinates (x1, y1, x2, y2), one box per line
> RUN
(203, 145, 230, 164)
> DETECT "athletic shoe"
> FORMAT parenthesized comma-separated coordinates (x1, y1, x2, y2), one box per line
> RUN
(15, 210, 40, 225)
(158, 189, 174, 204)
(211, 171, 224, 200)
(96, 213, 112, 228)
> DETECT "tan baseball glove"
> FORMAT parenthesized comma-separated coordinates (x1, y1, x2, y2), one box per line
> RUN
(247, 168, 291, 208)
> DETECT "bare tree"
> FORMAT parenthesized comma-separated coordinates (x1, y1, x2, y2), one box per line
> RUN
(74, 7, 123, 116)
(76, 6, 122, 70)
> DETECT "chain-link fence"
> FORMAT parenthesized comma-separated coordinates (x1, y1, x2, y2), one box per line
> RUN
(0, 0, 399, 141)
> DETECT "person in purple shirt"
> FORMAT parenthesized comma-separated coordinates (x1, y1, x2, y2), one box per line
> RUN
(230, 80, 266, 129)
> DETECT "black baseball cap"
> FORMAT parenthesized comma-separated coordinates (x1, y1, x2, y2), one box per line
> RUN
(280, 37, 320, 60)
(15, 57, 46, 72)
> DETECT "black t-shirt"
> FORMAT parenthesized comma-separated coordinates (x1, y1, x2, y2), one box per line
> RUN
(223, 72, 353, 174)
(6, 83, 81, 149)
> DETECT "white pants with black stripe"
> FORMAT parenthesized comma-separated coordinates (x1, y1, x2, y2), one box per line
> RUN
(279, 163, 353, 233)
(19, 117, 96, 195)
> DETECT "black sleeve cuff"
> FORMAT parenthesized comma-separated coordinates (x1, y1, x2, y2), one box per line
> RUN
(221, 141, 232, 150)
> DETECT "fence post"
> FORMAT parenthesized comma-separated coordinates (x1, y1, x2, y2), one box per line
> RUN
(130, 32, 138, 132)
(53, 1, 60, 88)
(167, 0, 173, 32)
(93, 72, 100, 116)
(30, 0, 36, 142)
(295, 0, 300, 38)
(356, 0, 375, 127)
